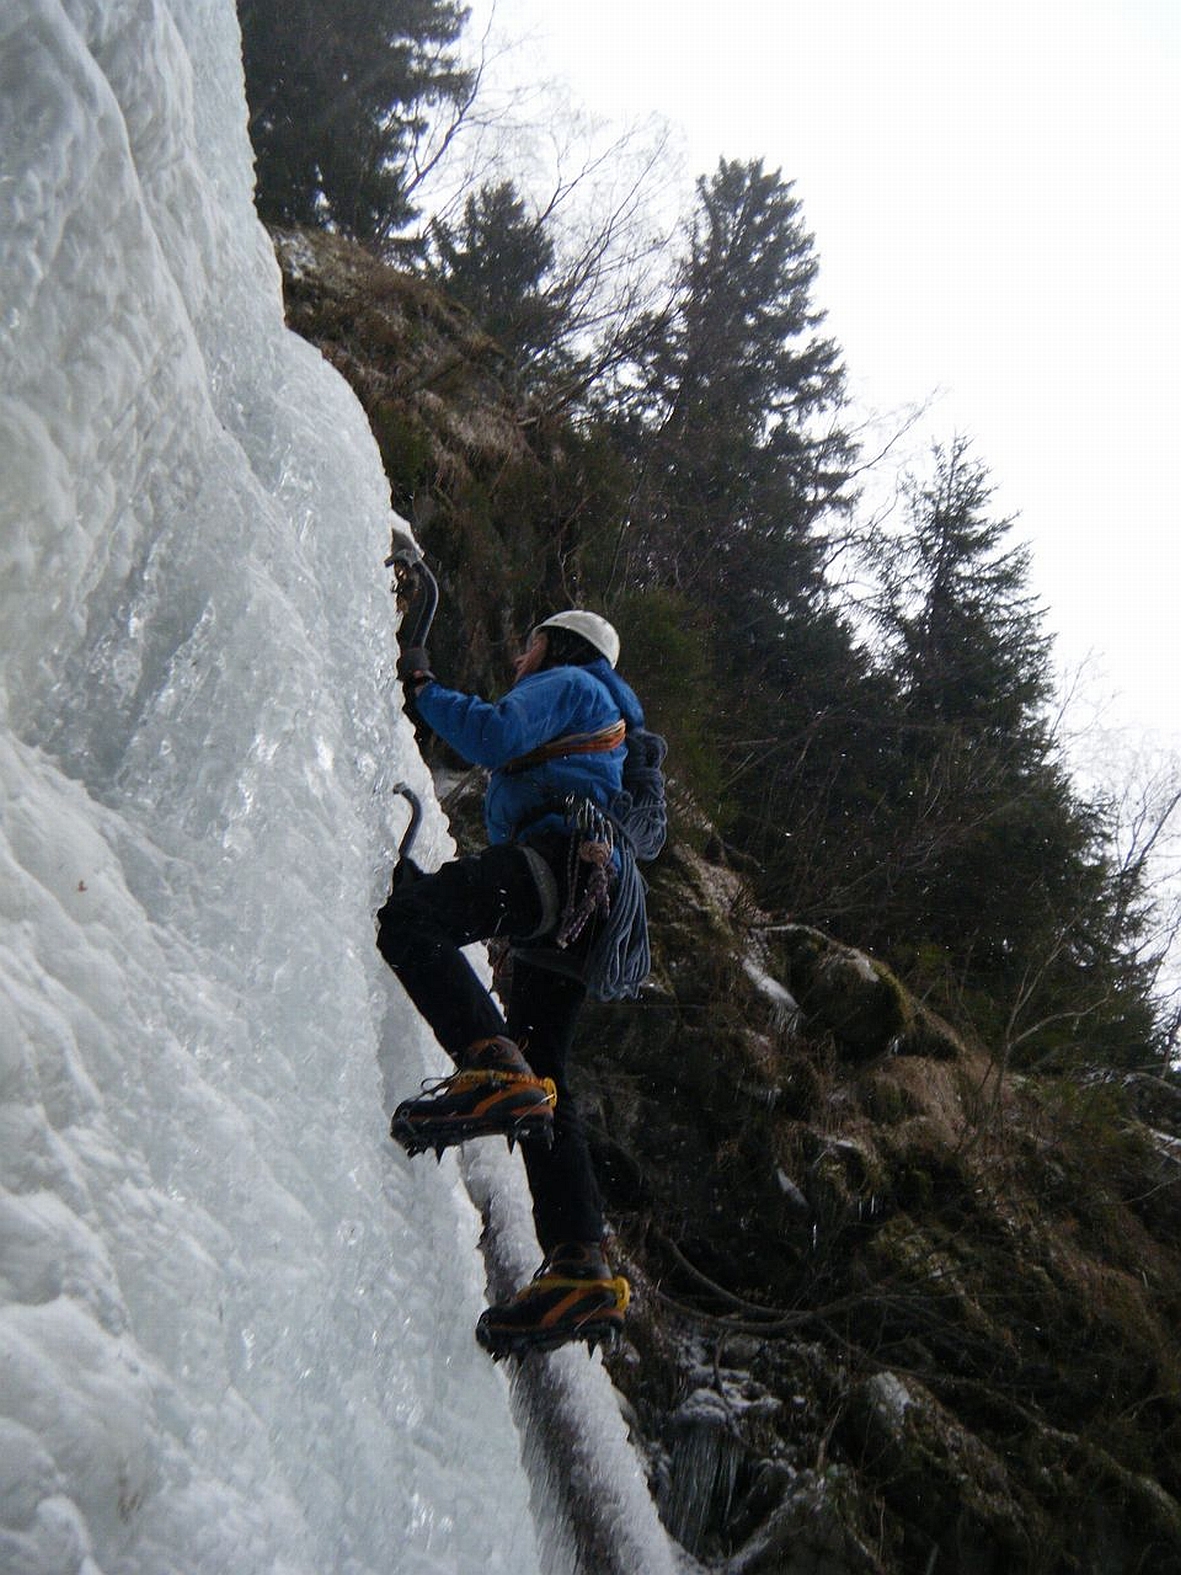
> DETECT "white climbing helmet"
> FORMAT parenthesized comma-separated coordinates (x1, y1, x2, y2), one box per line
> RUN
(534, 610, 621, 669)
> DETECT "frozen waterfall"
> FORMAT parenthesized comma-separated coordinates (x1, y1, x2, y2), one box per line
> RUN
(0, 2, 675, 1570)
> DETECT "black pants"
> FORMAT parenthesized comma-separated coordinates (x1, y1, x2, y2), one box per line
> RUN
(376, 838, 604, 1253)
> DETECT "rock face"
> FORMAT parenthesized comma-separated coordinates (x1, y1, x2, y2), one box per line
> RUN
(576, 831, 1181, 1574)
(274, 230, 1181, 1575)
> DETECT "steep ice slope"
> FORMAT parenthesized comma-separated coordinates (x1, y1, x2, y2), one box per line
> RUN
(0, 2, 671, 1571)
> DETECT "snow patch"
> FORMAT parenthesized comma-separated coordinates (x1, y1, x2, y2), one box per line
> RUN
(866, 1371, 915, 1429)
(742, 957, 800, 1029)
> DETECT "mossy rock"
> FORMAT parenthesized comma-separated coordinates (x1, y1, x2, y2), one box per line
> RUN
(844, 1371, 1038, 1567)
(762, 925, 967, 1065)
(766, 926, 909, 1060)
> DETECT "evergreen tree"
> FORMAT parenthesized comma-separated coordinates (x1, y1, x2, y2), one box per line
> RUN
(877, 437, 1053, 732)
(239, 0, 472, 245)
(604, 158, 871, 883)
(870, 440, 1058, 946)
(866, 441, 1159, 1066)
(621, 157, 850, 606)
(426, 181, 565, 367)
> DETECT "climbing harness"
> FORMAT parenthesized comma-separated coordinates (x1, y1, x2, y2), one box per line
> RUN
(500, 718, 627, 776)
(507, 728, 666, 1000)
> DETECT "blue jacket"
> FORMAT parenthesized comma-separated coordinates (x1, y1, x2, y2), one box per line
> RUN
(415, 658, 646, 845)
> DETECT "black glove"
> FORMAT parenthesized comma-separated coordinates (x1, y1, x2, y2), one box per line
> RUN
(397, 646, 434, 686)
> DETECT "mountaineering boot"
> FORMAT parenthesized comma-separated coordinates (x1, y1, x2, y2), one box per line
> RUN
(390, 1035, 557, 1158)
(475, 1242, 630, 1361)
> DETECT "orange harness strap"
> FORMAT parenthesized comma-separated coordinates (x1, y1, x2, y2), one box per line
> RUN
(501, 718, 626, 776)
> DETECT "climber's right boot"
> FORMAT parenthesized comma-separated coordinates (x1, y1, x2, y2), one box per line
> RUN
(475, 1242, 631, 1360)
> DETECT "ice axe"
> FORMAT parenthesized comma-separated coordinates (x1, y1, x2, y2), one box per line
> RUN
(384, 538, 438, 887)
(384, 540, 439, 654)
(388, 781, 424, 889)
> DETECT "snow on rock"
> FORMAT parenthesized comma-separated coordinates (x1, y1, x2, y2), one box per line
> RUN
(741, 957, 800, 1031)
(0, 2, 672, 1571)
(864, 1371, 914, 1430)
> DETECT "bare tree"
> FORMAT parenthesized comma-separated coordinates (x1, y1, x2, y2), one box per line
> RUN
(407, 6, 679, 399)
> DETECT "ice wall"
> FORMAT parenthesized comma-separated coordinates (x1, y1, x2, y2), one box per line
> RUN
(0, 3, 672, 1572)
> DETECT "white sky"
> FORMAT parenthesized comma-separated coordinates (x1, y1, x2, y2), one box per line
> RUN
(462, 0, 1180, 749)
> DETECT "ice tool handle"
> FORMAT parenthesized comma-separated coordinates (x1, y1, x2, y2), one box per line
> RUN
(384, 549, 435, 880)
(391, 782, 422, 869)
(385, 546, 439, 652)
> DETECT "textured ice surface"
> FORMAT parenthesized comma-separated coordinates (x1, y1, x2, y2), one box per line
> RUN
(0, 2, 673, 1571)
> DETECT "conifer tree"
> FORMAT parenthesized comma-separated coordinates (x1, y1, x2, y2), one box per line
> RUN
(426, 181, 565, 367)
(239, 0, 472, 246)
(878, 437, 1052, 732)
(607, 158, 869, 885)
(622, 157, 850, 607)
(867, 441, 1158, 1066)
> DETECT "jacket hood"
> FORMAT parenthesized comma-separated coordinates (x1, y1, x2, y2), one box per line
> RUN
(585, 657, 645, 730)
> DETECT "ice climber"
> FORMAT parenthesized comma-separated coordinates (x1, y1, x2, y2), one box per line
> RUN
(377, 609, 666, 1359)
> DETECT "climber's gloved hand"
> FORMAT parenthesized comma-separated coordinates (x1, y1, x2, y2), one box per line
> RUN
(397, 646, 434, 687)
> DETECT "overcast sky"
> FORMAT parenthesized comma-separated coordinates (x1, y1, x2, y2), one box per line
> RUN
(461, 0, 1179, 750)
